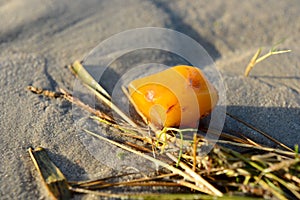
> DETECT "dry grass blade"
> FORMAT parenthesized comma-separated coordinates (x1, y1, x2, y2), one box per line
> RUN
(83, 129, 220, 195)
(200, 127, 255, 145)
(226, 112, 293, 152)
(223, 146, 300, 199)
(27, 86, 114, 122)
(69, 61, 138, 127)
(167, 152, 223, 196)
(212, 139, 296, 157)
(254, 177, 288, 200)
(76, 174, 180, 190)
(27, 86, 63, 98)
(72, 173, 176, 188)
(69, 60, 111, 100)
(244, 48, 262, 77)
(192, 133, 198, 171)
(68, 187, 126, 198)
(70, 187, 256, 200)
(59, 88, 114, 122)
(28, 147, 72, 200)
(244, 43, 291, 77)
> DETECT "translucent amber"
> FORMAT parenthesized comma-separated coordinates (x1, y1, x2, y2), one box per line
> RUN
(128, 65, 218, 128)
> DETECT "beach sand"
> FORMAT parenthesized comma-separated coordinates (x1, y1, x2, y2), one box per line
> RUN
(0, 0, 299, 199)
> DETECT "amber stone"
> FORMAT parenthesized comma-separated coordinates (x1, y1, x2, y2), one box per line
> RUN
(128, 65, 218, 128)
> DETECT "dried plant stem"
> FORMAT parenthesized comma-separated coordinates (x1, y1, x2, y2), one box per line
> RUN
(192, 133, 198, 171)
(71, 173, 176, 188)
(166, 153, 223, 197)
(254, 177, 288, 200)
(209, 139, 296, 157)
(77, 174, 180, 190)
(90, 116, 155, 145)
(70, 60, 111, 99)
(225, 147, 300, 199)
(28, 147, 72, 200)
(27, 86, 113, 122)
(27, 86, 63, 98)
(244, 46, 291, 77)
(70, 187, 249, 200)
(244, 48, 262, 77)
(69, 187, 124, 198)
(200, 127, 255, 145)
(255, 49, 291, 64)
(69, 61, 137, 127)
(226, 112, 293, 152)
(59, 88, 114, 122)
(84, 84, 138, 127)
(83, 129, 221, 196)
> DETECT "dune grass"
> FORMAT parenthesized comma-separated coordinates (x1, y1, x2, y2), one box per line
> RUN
(27, 53, 299, 199)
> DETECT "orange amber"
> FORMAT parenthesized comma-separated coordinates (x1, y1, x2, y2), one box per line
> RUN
(128, 65, 218, 128)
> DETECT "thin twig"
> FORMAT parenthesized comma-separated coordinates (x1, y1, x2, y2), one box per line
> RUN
(78, 173, 179, 189)
(226, 112, 293, 152)
(244, 45, 291, 77)
(83, 129, 217, 195)
(27, 86, 114, 122)
(83, 79, 138, 127)
(166, 153, 223, 197)
(69, 61, 138, 127)
(213, 139, 296, 157)
(244, 48, 262, 77)
(192, 133, 198, 172)
(60, 88, 114, 122)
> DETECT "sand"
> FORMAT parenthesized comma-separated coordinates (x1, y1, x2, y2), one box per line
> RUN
(0, 0, 299, 199)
